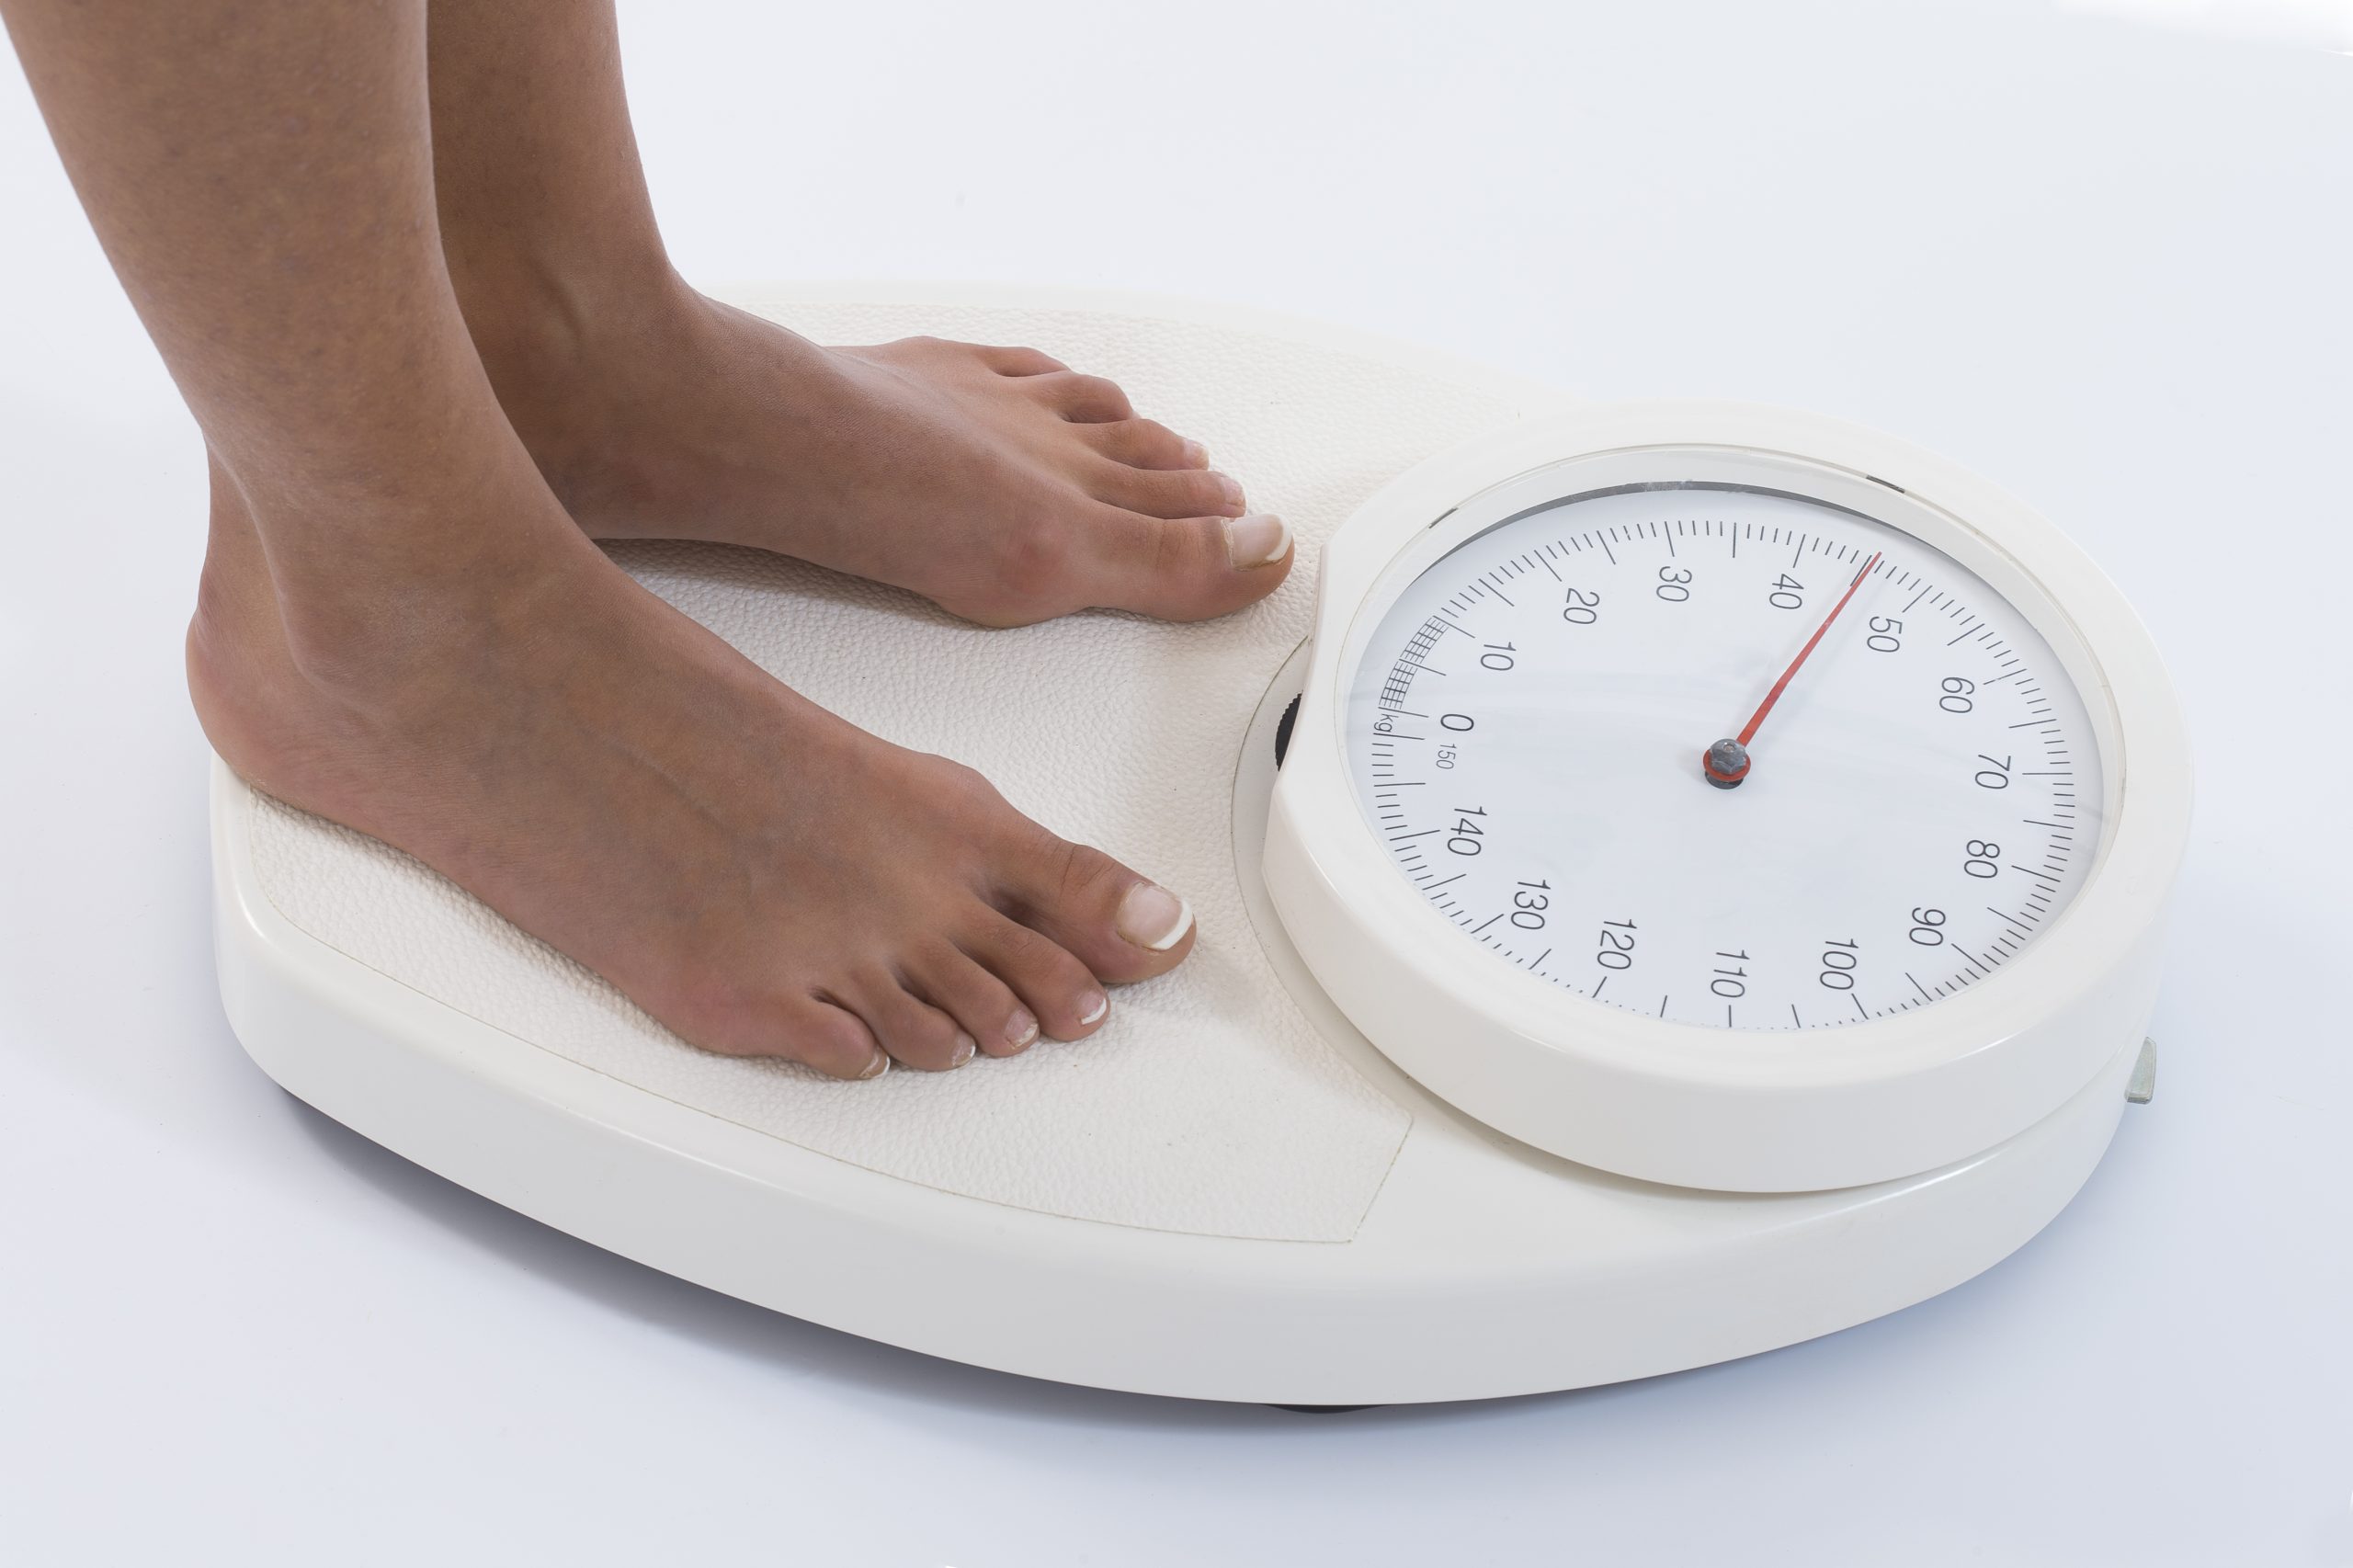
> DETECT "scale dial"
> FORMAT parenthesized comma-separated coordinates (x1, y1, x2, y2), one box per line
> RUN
(1344, 484, 2104, 1032)
(1263, 403, 2188, 1192)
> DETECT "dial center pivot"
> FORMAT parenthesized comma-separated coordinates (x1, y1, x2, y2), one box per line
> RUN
(1702, 737, 1750, 789)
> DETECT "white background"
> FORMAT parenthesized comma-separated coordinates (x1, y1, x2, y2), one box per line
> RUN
(2, 2, 2347, 1562)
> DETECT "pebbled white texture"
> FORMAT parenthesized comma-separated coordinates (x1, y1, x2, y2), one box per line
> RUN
(247, 288, 1561, 1241)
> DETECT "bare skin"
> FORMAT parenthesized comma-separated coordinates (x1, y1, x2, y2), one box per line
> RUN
(424, 2, 1291, 626)
(3, 0, 1249, 1078)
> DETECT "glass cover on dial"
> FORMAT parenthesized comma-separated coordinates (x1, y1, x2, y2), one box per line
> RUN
(1345, 482, 2105, 1030)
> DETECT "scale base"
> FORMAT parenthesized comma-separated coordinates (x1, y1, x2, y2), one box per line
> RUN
(210, 284, 2143, 1404)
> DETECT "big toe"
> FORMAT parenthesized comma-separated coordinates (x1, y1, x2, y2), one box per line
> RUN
(1074, 506, 1295, 622)
(996, 828, 1197, 992)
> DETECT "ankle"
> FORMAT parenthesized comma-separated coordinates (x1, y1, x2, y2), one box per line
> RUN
(458, 256, 710, 495)
(198, 448, 601, 717)
(449, 245, 696, 403)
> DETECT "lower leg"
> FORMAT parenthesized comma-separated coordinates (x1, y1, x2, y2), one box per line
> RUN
(6, 5, 503, 542)
(424, 0, 1293, 626)
(6, 0, 1198, 1078)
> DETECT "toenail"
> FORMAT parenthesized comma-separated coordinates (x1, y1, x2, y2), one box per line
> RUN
(858, 1049, 891, 1080)
(1077, 991, 1109, 1027)
(949, 1032, 977, 1069)
(1225, 513, 1290, 569)
(1211, 472, 1246, 509)
(1116, 881, 1194, 951)
(1006, 1009, 1040, 1051)
(1180, 438, 1211, 467)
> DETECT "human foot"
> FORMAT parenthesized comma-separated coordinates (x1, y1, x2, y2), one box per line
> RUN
(189, 468, 1197, 1079)
(460, 279, 1294, 627)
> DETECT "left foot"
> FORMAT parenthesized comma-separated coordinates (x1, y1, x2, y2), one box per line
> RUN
(463, 278, 1293, 626)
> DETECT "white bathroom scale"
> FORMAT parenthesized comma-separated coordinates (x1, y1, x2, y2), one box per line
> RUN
(210, 283, 2189, 1405)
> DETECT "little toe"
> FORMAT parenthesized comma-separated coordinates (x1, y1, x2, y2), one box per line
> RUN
(1089, 460, 1246, 521)
(1079, 418, 1211, 472)
(764, 998, 892, 1081)
(912, 942, 1040, 1058)
(963, 911, 1112, 1041)
(1075, 507, 1294, 621)
(1027, 371, 1134, 423)
(849, 972, 977, 1072)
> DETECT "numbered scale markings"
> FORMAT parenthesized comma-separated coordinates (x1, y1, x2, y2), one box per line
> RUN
(1345, 486, 2101, 1031)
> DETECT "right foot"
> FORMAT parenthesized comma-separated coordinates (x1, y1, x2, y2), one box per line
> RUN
(189, 471, 1197, 1079)
(457, 278, 1295, 628)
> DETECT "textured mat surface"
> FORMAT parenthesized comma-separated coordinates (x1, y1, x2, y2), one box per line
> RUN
(249, 288, 1563, 1240)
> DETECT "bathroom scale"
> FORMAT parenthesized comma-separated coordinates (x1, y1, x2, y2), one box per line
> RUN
(210, 283, 2188, 1405)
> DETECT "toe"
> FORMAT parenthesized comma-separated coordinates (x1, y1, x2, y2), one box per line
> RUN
(1078, 418, 1210, 472)
(847, 971, 976, 1072)
(758, 998, 892, 1081)
(1087, 460, 1247, 520)
(911, 941, 1040, 1058)
(995, 830, 1196, 990)
(1072, 506, 1294, 621)
(1026, 370, 1133, 423)
(962, 911, 1114, 1042)
(975, 343, 1067, 377)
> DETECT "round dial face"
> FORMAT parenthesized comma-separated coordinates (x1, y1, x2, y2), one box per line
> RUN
(1345, 482, 2106, 1031)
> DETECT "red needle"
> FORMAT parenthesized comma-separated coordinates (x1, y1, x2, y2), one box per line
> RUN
(1702, 551, 1881, 789)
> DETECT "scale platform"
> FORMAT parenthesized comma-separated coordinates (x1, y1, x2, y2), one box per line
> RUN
(210, 283, 2155, 1405)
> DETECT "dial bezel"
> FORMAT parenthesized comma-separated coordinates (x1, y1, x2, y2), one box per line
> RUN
(1264, 403, 2189, 1190)
(1336, 451, 2123, 1040)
